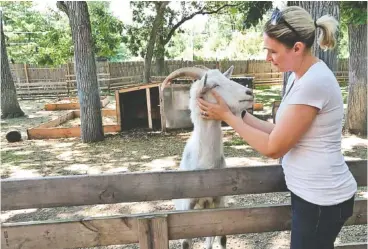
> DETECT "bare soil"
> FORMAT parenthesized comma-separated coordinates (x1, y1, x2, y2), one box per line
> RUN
(1, 91, 367, 249)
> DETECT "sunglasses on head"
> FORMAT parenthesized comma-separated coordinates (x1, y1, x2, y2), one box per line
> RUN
(271, 8, 301, 38)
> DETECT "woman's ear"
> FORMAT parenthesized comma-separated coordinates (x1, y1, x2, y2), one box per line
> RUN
(294, 42, 305, 54)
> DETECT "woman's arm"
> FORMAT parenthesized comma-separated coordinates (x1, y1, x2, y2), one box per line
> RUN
(243, 112, 275, 134)
(225, 104, 317, 158)
(198, 90, 318, 159)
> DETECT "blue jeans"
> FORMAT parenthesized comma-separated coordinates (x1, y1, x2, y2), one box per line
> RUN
(290, 192, 355, 249)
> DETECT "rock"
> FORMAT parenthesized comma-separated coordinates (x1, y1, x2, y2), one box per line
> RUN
(6, 131, 22, 143)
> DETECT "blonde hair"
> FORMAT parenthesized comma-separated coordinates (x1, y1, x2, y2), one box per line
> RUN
(264, 6, 339, 50)
(315, 14, 339, 50)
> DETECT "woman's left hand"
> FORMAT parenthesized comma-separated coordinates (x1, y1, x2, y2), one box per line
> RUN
(197, 89, 233, 121)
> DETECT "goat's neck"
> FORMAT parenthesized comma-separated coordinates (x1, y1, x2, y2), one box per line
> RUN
(192, 118, 223, 159)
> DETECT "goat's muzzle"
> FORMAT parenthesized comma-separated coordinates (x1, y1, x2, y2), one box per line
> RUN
(239, 99, 253, 102)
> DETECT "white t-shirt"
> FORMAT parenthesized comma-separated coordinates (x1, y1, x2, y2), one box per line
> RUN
(276, 61, 357, 206)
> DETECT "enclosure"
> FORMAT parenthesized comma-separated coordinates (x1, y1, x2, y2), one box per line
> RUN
(2, 2, 366, 248)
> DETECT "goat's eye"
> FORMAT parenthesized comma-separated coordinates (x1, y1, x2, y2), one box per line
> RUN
(213, 84, 219, 88)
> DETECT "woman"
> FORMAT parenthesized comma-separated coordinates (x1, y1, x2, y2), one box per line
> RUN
(198, 6, 357, 249)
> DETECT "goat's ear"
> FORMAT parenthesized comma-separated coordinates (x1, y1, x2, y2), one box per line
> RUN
(200, 73, 210, 95)
(223, 65, 234, 79)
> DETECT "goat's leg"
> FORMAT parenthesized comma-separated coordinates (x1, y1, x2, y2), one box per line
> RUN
(218, 235, 227, 249)
(203, 199, 216, 249)
(215, 197, 227, 249)
(175, 198, 195, 249)
(205, 236, 226, 249)
(181, 239, 192, 249)
(205, 237, 215, 249)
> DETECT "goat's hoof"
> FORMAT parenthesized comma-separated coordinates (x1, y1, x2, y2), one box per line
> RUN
(220, 235, 227, 248)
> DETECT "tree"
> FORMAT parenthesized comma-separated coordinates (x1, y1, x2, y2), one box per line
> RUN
(1, 1, 72, 65)
(57, 1, 104, 143)
(193, 7, 270, 60)
(88, 1, 123, 61)
(0, 8, 24, 119)
(125, 1, 272, 81)
(342, 1, 367, 136)
(143, 1, 168, 83)
(2, 1, 123, 65)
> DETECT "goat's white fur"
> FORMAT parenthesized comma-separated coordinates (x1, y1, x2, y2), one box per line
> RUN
(168, 66, 253, 249)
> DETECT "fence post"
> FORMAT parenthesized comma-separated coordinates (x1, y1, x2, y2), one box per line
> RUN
(138, 215, 169, 249)
(66, 63, 71, 96)
(24, 63, 30, 98)
(106, 61, 111, 94)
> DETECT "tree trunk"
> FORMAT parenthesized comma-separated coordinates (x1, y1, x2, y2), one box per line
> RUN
(156, 32, 166, 76)
(59, 1, 104, 142)
(0, 10, 25, 119)
(143, 2, 169, 83)
(288, 1, 340, 71)
(345, 23, 367, 136)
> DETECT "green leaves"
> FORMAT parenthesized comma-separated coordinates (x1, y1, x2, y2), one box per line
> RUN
(88, 2, 123, 59)
(341, 1, 367, 26)
(1, 1, 123, 65)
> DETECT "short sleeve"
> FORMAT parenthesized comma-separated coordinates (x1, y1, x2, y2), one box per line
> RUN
(287, 79, 329, 110)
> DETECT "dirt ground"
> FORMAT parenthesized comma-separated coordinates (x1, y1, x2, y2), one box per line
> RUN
(1, 89, 367, 249)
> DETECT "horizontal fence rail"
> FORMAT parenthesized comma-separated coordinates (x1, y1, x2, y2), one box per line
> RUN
(2, 200, 366, 249)
(335, 243, 368, 249)
(2, 160, 366, 211)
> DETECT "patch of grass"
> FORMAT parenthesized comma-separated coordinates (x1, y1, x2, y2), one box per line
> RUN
(254, 84, 348, 102)
(254, 85, 282, 111)
(1, 150, 28, 166)
(224, 136, 246, 146)
(340, 84, 349, 104)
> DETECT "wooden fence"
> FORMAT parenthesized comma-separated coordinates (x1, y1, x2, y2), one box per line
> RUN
(10, 59, 349, 99)
(1, 160, 366, 249)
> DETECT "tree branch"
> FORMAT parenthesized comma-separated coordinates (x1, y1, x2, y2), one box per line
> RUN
(56, 1, 69, 17)
(164, 3, 239, 45)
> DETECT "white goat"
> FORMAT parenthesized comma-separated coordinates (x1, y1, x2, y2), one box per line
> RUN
(161, 66, 254, 249)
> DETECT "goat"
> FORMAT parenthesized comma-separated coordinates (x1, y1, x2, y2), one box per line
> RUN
(161, 66, 254, 249)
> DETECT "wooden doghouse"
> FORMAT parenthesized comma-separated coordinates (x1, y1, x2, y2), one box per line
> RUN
(115, 82, 162, 131)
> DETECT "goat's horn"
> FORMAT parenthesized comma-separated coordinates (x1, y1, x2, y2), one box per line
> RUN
(194, 65, 211, 70)
(161, 67, 208, 90)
